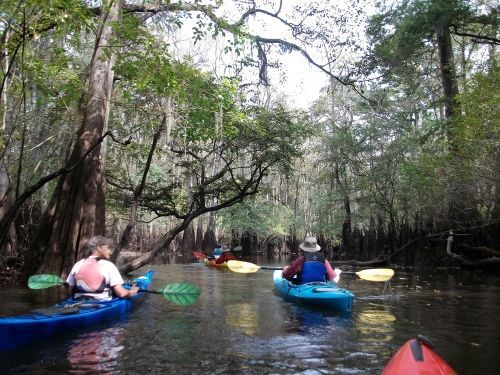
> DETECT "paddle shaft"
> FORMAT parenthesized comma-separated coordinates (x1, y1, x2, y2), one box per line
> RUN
(139, 289, 162, 294)
(259, 266, 356, 275)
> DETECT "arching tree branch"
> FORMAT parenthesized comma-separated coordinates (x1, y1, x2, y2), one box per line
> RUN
(0, 131, 128, 247)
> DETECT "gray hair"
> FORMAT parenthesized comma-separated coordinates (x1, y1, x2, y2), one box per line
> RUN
(85, 235, 112, 256)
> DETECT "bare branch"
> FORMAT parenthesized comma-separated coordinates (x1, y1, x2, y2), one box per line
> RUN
(451, 25, 500, 45)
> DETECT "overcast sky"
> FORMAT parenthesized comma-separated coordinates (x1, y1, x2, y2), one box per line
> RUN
(166, 0, 372, 109)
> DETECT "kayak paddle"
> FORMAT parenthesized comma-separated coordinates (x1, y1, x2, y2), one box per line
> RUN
(353, 268, 395, 282)
(28, 274, 65, 289)
(226, 260, 395, 282)
(142, 283, 201, 306)
(28, 274, 201, 306)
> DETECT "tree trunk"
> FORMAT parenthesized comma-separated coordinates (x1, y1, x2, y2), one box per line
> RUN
(241, 230, 258, 256)
(375, 216, 386, 259)
(489, 156, 500, 250)
(0, 27, 17, 258)
(195, 218, 204, 251)
(0, 156, 16, 258)
(22, 0, 121, 279)
(180, 221, 196, 253)
(435, 15, 459, 122)
(341, 194, 352, 250)
(202, 211, 216, 253)
(434, 3, 479, 229)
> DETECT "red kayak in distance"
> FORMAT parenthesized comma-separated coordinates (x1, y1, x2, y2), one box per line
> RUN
(192, 251, 206, 260)
(382, 335, 457, 375)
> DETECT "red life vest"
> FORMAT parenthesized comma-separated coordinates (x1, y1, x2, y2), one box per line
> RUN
(74, 257, 107, 293)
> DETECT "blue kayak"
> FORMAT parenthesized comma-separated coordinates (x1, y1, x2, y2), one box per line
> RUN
(0, 270, 154, 351)
(273, 270, 355, 312)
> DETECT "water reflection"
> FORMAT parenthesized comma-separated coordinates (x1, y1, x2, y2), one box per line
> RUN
(2, 264, 500, 374)
(0, 286, 69, 317)
(356, 305, 396, 334)
(355, 304, 396, 359)
(226, 303, 259, 336)
(68, 326, 125, 374)
(225, 301, 351, 338)
(285, 305, 351, 333)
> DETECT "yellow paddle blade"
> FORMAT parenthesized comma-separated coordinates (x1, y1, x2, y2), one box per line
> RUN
(355, 268, 394, 282)
(227, 260, 261, 273)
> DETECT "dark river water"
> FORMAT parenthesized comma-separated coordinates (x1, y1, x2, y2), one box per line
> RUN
(1, 258, 500, 374)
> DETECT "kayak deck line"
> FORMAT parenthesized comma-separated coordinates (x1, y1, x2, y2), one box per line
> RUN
(313, 287, 341, 293)
(273, 270, 355, 312)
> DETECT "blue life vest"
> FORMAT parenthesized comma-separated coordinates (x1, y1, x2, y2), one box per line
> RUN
(301, 252, 326, 283)
(212, 246, 222, 256)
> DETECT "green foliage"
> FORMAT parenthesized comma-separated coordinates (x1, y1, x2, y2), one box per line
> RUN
(218, 200, 294, 238)
(366, 0, 474, 76)
(242, 104, 311, 176)
(174, 74, 242, 143)
(0, 0, 101, 204)
(107, 35, 307, 220)
(453, 66, 500, 216)
(23, 45, 84, 108)
(307, 187, 345, 239)
(456, 66, 500, 155)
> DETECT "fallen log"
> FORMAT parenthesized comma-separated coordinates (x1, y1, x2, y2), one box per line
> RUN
(458, 244, 500, 260)
(332, 258, 387, 267)
(462, 257, 500, 268)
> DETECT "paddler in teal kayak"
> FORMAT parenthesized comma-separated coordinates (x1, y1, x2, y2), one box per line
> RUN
(282, 237, 340, 284)
(66, 236, 139, 301)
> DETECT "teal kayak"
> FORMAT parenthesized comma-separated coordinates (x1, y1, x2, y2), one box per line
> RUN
(273, 270, 354, 312)
(0, 270, 154, 351)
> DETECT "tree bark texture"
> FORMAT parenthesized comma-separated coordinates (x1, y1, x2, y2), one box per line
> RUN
(180, 221, 196, 253)
(0, 156, 16, 257)
(434, 2, 480, 230)
(22, 0, 121, 279)
(202, 211, 217, 253)
(489, 156, 500, 250)
(195, 218, 204, 251)
(435, 14, 459, 122)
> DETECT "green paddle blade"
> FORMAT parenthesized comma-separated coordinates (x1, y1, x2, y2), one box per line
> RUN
(28, 274, 65, 289)
(158, 283, 201, 306)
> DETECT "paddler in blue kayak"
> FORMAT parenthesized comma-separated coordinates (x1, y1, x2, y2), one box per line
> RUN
(66, 236, 139, 301)
(212, 243, 223, 258)
(282, 236, 340, 284)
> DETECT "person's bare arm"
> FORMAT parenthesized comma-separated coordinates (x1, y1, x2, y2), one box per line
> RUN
(111, 284, 139, 298)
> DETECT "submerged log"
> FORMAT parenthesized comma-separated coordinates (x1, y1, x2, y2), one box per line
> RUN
(462, 257, 500, 268)
(458, 244, 500, 260)
(332, 258, 387, 267)
(447, 232, 500, 269)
